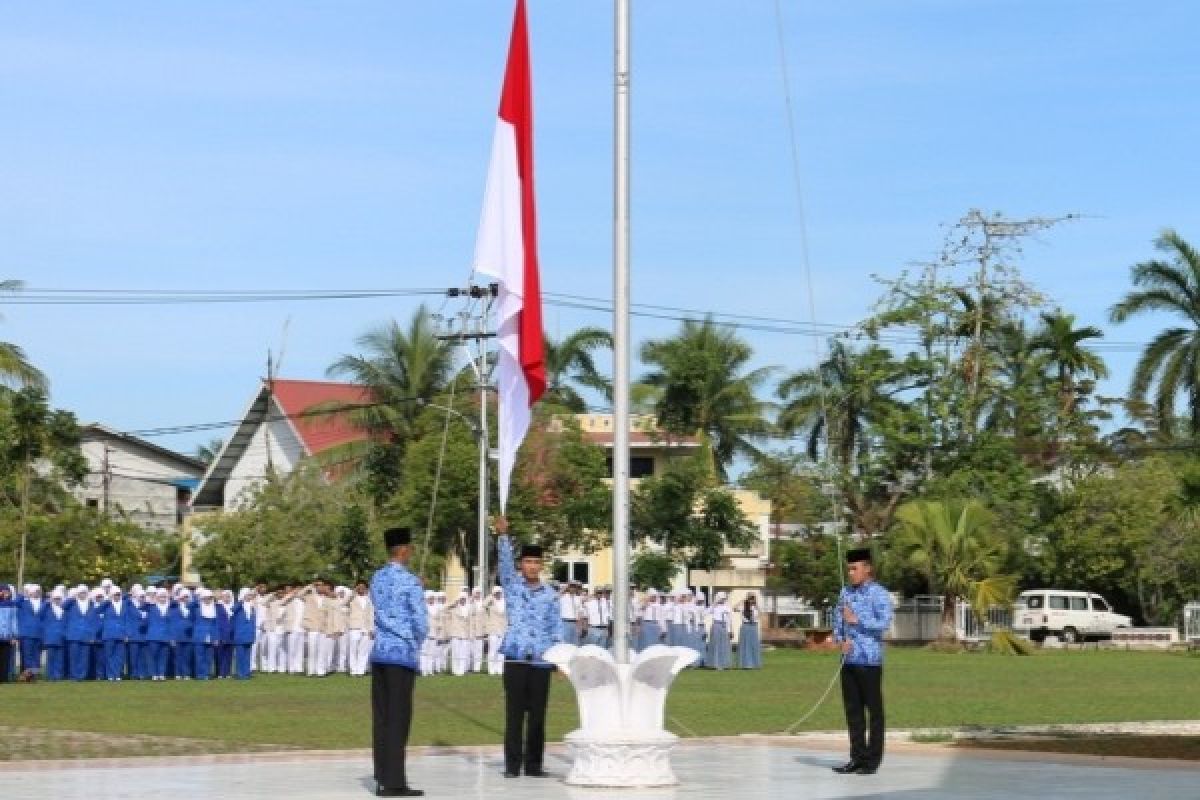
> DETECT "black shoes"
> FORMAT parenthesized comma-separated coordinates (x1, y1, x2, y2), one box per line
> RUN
(375, 786, 424, 797)
(525, 769, 551, 778)
(831, 761, 878, 776)
(503, 771, 520, 778)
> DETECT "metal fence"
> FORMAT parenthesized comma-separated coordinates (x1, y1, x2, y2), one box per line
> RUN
(889, 595, 945, 642)
(1186, 602, 1200, 643)
(955, 601, 1013, 642)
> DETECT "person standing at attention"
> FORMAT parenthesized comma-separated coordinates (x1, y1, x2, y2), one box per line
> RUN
(370, 527, 428, 798)
(831, 547, 893, 777)
(492, 515, 561, 779)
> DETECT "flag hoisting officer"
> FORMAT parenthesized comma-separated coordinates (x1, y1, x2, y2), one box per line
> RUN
(492, 515, 561, 779)
(369, 526, 428, 798)
(831, 547, 893, 776)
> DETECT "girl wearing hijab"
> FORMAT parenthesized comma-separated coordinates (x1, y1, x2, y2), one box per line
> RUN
(688, 590, 708, 667)
(15, 584, 44, 677)
(636, 588, 659, 651)
(127, 586, 149, 680)
(232, 588, 258, 680)
(98, 587, 131, 680)
(145, 588, 173, 681)
(484, 586, 507, 676)
(215, 589, 235, 679)
(706, 592, 733, 670)
(42, 589, 68, 681)
(192, 588, 219, 680)
(88, 588, 107, 679)
(64, 586, 98, 681)
(168, 588, 194, 680)
(0, 584, 17, 682)
(737, 593, 763, 669)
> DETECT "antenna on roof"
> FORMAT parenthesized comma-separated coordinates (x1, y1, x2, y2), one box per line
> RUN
(264, 317, 291, 476)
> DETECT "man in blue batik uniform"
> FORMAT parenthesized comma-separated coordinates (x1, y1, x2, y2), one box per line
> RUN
(831, 547, 893, 776)
(492, 515, 561, 778)
(369, 527, 428, 798)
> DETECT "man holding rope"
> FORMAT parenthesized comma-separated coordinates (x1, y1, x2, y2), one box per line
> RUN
(831, 547, 893, 776)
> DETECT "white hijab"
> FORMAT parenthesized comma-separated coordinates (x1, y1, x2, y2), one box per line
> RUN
(198, 589, 216, 619)
(490, 588, 505, 614)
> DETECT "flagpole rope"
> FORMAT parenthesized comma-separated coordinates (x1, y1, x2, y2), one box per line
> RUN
(771, 0, 850, 735)
(418, 375, 461, 579)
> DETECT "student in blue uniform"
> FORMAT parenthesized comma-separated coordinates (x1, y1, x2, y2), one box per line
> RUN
(42, 588, 68, 681)
(232, 588, 258, 680)
(214, 590, 234, 678)
(127, 586, 149, 680)
(369, 526, 428, 798)
(168, 588, 194, 680)
(0, 584, 16, 682)
(145, 588, 173, 681)
(15, 584, 45, 677)
(88, 588, 107, 679)
(64, 585, 99, 681)
(192, 588, 219, 680)
(98, 587, 131, 680)
(737, 593, 762, 669)
(706, 592, 733, 670)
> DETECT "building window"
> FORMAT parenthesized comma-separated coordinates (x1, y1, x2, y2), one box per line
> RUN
(85, 498, 100, 510)
(552, 560, 591, 586)
(606, 456, 655, 479)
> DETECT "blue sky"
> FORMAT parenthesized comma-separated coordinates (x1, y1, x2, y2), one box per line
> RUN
(1, 1, 1198, 457)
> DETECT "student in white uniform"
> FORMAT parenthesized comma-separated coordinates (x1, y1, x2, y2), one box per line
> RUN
(484, 586, 507, 676)
(302, 584, 326, 677)
(331, 586, 352, 673)
(433, 591, 450, 673)
(469, 587, 488, 672)
(558, 583, 581, 645)
(322, 586, 347, 675)
(346, 581, 374, 677)
(582, 587, 606, 647)
(636, 588, 660, 651)
(419, 591, 438, 676)
(447, 590, 472, 676)
(285, 586, 307, 674)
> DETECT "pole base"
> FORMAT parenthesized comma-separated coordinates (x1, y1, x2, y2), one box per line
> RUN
(562, 729, 682, 787)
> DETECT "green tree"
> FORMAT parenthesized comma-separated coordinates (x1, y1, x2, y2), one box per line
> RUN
(739, 450, 830, 530)
(0, 280, 48, 391)
(629, 551, 679, 591)
(194, 437, 225, 465)
(631, 456, 758, 573)
(1109, 229, 1200, 436)
(324, 305, 456, 496)
(1030, 310, 1108, 418)
(772, 535, 844, 608)
(336, 504, 374, 584)
(543, 327, 613, 411)
(639, 317, 774, 479)
(0, 506, 161, 586)
(891, 499, 1013, 638)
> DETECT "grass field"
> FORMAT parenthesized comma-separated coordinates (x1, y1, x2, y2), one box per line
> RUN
(3, 648, 1198, 759)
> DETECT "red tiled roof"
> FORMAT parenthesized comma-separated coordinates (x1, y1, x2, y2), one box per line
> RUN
(269, 379, 375, 455)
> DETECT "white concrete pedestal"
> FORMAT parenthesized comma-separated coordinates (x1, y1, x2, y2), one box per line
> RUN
(544, 643, 698, 788)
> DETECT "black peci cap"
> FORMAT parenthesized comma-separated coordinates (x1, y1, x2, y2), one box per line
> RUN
(519, 543, 544, 559)
(845, 547, 873, 564)
(384, 527, 412, 548)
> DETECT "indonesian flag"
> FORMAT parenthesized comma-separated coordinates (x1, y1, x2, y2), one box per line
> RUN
(473, 0, 546, 512)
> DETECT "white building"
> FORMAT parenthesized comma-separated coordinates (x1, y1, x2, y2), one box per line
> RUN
(76, 425, 207, 532)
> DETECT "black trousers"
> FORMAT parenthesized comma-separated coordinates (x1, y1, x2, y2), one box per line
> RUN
(841, 664, 884, 768)
(0, 640, 12, 682)
(372, 663, 416, 789)
(502, 661, 552, 774)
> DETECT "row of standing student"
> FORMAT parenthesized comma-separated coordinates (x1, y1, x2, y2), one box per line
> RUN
(555, 584, 763, 669)
(0, 582, 260, 682)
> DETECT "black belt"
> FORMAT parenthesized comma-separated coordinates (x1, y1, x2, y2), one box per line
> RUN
(590, 625, 607, 629)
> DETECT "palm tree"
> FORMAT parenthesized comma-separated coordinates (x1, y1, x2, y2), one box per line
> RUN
(0, 280, 47, 390)
(776, 340, 914, 471)
(1030, 310, 1108, 416)
(980, 318, 1048, 439)
(639, 317, 774, 480)
(1110, 229, 1200, 435)
(543, 327, 612, 411)
(326, 304, 456, 447)
(892, 499, 1013, 639)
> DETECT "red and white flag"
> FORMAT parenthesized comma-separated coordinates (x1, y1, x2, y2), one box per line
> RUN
(473, 0, 546, 512)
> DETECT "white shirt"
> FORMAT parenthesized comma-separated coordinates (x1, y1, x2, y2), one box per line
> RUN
(584, 597, 604, 627)
(558, 593, 579, 621)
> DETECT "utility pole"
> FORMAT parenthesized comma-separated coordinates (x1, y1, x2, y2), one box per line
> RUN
(102, 445, 113, 517)
(438, 283, 497, 590)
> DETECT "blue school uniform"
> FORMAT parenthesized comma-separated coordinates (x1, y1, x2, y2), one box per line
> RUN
(126, 599, 148, 679)
(191, 604, 219, 680)
(64, 598, 100, 681)
(215, 604, 233, 678)
(15, 595, 44, 674)
(99, 600, 131, 680)
(168, 604, 194, 679)
(231, 603, 257, 679)
(0, 586, 16, 680)
(144, 602, 173, 679)
(41, 603, 67, 681)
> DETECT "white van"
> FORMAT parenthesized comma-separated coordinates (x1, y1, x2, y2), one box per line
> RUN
(1013, 589, 1132, 643)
